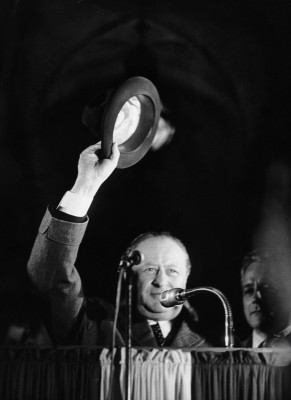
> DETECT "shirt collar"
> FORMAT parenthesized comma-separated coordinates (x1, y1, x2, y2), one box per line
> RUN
(148, 319, 172, 338)
(252, 329, 268, 348)
(252, 324, 291, 347)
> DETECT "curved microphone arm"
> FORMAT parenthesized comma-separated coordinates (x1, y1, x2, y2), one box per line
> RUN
(161, 286, 235, 347)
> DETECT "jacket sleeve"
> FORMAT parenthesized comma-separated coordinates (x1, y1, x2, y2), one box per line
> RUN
(27, 208, 89, 344)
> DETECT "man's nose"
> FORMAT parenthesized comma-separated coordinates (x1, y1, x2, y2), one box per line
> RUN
(152, 269, 167, 287)
(253, 288, 262, 301)
(256, 290, 262, 299)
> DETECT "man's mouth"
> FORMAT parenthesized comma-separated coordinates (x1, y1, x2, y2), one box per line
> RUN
(250, 308, 262, 315)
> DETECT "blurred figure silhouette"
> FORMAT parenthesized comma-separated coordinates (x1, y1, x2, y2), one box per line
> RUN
(1, 295, 52, 346)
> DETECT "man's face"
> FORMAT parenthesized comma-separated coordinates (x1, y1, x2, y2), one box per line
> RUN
(241, 262, 286, 333)
(241, 262, 267, 330)
(133, 236, 190, 321)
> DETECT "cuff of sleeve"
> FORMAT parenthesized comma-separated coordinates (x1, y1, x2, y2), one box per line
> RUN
(39, 208, 88, 246)
(57, 191, 94, 217)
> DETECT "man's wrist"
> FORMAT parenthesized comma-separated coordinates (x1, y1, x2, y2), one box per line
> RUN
(70, 175, 102, 198)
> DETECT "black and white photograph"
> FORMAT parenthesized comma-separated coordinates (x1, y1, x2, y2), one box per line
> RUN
(1, 0, 291, 399)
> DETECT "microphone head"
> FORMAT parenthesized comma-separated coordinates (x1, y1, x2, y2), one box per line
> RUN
(160, 288, 184, 308)
(131, 250, 144, 265)
(119, 250, 144, 270)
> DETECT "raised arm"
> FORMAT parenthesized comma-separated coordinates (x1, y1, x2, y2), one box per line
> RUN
(70, 141, 120, 199)
(27, 142, 120, 344)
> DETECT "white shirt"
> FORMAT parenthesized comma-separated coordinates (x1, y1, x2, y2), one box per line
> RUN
(57, 191, 94, 217)
(252, 330, 268, 348)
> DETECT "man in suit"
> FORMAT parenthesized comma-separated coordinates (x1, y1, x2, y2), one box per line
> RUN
(27, 141, 208, 348)
(241, 249, 291, 348)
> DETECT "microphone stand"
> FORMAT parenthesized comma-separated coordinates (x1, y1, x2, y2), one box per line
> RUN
(187, 287, 235, 347)
(161, 287, 235, 347)
(118, 251, 141, 400)
(124, 263, 132, 400)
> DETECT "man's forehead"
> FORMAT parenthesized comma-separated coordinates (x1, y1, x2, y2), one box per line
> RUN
(242, 262, 263, 283)
(135, 236, 188, 261)
(136, 235, 182, 249)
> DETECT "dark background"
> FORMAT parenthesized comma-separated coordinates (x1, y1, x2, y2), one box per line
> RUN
(1, 0, 291, 346)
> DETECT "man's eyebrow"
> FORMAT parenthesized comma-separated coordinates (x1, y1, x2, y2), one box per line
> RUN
(242, 283, 253, 288)
(165, 264, 186, 271)
(142, 262, 158, 267)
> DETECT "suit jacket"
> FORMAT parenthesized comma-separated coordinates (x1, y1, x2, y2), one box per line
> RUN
(241, 329, 291, 348)
(27, 209, 207, 348)
(240, 335, 252, 348)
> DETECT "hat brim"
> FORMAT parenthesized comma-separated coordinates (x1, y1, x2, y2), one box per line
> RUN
(82, 76, 161, 169)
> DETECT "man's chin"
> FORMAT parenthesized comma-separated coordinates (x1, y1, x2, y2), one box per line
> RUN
(138, 304, 182, 321)
(248, 314, 266, 329)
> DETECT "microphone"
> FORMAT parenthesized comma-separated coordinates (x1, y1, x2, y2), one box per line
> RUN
(119, 250, 144, 270)
(160, 286, 235, 347)
(160, 288, 188, 307)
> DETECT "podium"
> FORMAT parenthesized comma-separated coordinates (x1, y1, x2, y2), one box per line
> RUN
(1, 346, 291, 400)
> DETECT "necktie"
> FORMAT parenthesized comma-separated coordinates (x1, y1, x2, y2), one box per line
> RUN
(151, 323, 165, 346)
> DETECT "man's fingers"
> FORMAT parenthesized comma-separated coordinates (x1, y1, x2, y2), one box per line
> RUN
(110, 142, 120, 164)
(80, 142, 119, 172)
(81, 142, 102, 155)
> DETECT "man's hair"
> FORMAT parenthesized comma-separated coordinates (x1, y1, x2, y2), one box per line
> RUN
(240, 248, 272, 280)
(124, 231, 192, 274)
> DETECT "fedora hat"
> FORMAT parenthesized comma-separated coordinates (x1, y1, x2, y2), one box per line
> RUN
(82, 76, 161, 168)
